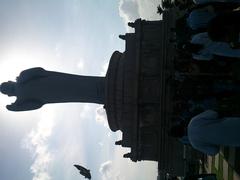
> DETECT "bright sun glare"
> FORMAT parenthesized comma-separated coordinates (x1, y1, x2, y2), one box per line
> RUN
(0, 50, 40, 82)
(0, 47, 50, 109)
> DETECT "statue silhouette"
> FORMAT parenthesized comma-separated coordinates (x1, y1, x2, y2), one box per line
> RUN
(0, 67, 105, 111)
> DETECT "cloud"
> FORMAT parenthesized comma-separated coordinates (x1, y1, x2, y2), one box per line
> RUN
(32, 172, 51, 180)
(119, 0, 140, 23)
(99, 161, 122, 180)
(22, 109, 55, 180)
(99, 148, 158, 180)
(99, 161, 112, 177)
(118, 0, 161, 31)
(95, 107, 108, 127)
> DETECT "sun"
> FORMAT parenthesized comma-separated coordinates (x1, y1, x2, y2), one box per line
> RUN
(0, 50, 37, 82)
(0, 47, 49, 109)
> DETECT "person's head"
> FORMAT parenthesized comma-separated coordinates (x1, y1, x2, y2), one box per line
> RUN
(181, 42, 204, 54)
(0, 81, 16, 96)
(208, 11, 240, 42)
(169, 123, 186, 138)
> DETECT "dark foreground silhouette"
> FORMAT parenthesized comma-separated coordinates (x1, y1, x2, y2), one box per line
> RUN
(0, 67, 105, 111)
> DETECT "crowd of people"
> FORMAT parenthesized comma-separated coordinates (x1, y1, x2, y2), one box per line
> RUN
(166, 0, 240, 156)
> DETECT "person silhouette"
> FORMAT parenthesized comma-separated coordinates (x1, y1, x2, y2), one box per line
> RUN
(188, 110, 240, 155)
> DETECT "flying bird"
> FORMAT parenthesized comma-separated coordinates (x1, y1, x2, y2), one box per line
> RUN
(74, 164, 91, 179)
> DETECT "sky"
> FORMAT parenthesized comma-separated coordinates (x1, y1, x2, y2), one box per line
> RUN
(0, 0, 161, 180)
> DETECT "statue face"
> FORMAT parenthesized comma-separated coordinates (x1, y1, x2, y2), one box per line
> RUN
(0, 81, 16, 96)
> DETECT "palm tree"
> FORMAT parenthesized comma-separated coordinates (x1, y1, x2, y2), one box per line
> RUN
(161, 0, 174, 9)
(157, 5, 164, 15)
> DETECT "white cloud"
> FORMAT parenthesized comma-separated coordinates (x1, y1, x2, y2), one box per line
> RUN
(23, 109, 56, 180)
(108, 146, 158, 180)
(99, 161, 112, 177)
(32, 172, 51, 180)
(95, 107, 108, 127)
(118, 0, 161, 31)
(99, 161, 123, 180)
(119, 0, 140, 23)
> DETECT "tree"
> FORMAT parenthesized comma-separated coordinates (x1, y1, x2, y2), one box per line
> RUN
(157, 5, 164, 15)
(161, 0, 174, 9)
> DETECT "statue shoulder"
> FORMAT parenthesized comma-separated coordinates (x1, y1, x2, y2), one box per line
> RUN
(17, 67, 48, 83)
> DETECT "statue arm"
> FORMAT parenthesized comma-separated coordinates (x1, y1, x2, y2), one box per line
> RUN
(6, 99, 44, 111)
(17, 67, 48, 84)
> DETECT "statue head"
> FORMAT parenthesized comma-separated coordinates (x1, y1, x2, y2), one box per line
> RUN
(0, 81, 17, 96)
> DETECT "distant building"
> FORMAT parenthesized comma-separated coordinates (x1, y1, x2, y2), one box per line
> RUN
(104, 11, 185, 176)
